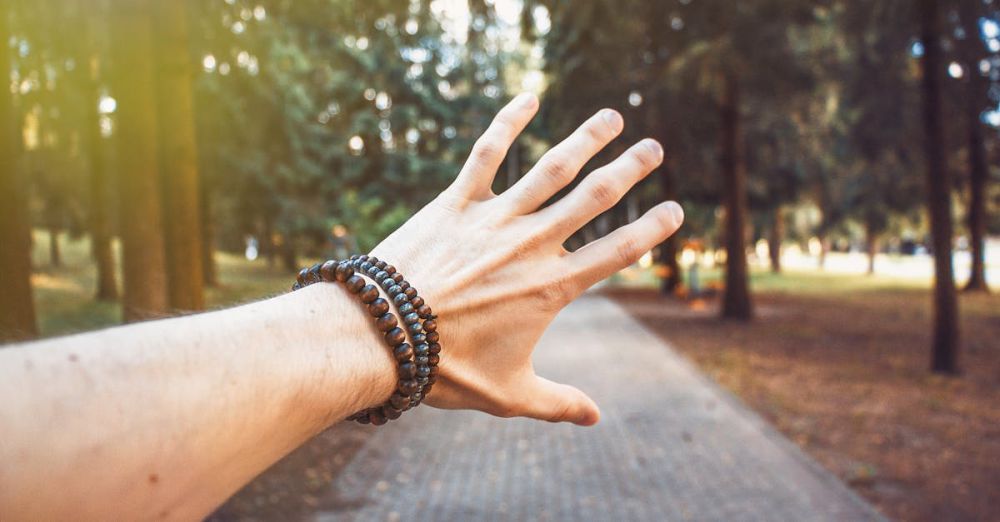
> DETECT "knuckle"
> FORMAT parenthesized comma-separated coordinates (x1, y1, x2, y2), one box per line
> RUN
(616, 236, 644, 267)
(539, 153, 574, 184)
(537, 275, 576, 310)
(584, 119, 608, 142)
(472, 138, 502, 164)
(587, 179, 619, 208)
(631, 145, 658, 169)
(652, 205, 676, 230)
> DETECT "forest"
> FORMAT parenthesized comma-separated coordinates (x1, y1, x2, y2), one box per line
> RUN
(1, 0, 997, 377)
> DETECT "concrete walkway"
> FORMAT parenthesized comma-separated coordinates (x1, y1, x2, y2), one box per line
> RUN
(316, 295, 883, 521)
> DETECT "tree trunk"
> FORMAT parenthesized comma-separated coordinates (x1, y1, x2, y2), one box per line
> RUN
(75, 0, 118, 301)
(199, 169, 218, 287)
(658, 163, 682, 294)
(110, 1, 169, 322)
(768, 207, 783, 273)
(0, 12, 38, 341)
(48, 227, 62, 267)
(719, 72, 753, 320)
(865, 220, 878, 276)
(963, 75, 989, 292)
(86, 84, 118, 301)
(154, 0, 204, 312)
(920, 0, 960, 374)
(280, 234, 298, 273)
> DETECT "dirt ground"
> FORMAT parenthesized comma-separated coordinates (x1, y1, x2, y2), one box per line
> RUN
(603, 285, 1000, 522)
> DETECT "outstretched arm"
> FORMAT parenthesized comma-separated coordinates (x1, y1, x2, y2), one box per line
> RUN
(0, 94, 684, 520)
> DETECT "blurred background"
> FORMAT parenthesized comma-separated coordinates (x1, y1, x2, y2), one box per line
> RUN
(0, 0, 997, 520)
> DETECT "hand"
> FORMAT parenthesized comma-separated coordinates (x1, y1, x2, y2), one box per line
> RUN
(370, 93, 683, 426)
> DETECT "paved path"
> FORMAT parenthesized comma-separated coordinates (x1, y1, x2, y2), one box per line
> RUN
(316, 295, 883, 521)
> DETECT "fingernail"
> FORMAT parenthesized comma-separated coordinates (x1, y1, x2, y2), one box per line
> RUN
(644, 139, 664, 161)
(601, 109, 623, 132)
(666, 201, 684, 225)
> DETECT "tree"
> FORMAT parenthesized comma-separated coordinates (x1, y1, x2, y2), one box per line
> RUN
(109, 1, 169, 321)
(154, 0, 204, 311)
(919, 0, 960, 374)
(955, 0, 993, 292)
(718, 72, 753, 319)
(0, 8, 38, 341)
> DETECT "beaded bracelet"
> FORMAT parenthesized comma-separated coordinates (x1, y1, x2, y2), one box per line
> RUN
(291, 256, 439, 425)
(348, 255, 440, 407)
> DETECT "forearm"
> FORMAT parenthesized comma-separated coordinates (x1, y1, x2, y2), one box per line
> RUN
(0, 283, 395, 521)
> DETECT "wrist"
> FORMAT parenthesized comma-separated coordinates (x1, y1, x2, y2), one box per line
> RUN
(288, 283, 397, 428)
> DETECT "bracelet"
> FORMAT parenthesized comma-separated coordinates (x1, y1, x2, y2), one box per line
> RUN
(348, 255, 439, 406)
(290, 256, 439, 426)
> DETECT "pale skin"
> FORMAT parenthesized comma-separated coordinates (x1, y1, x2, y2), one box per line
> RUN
(0, 94, 684, 520)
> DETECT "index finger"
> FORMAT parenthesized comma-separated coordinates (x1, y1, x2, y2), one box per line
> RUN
(449, 93, 538, 201)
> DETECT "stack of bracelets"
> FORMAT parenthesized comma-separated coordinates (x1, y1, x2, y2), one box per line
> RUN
(291, 255, 441, 426)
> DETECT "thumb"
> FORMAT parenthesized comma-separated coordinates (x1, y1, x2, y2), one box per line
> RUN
(521, 376, 600, 426)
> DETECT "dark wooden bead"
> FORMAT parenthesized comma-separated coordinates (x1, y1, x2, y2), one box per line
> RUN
(411, 333, 426, 344)
(404, 287, 417, 299)
(368, 409, 387, 426)
(292, 282, 301, 291)
(389, 393, 411, 410)
(393, 343, 414, 362)
(426, 331, 440, 343)
(398, 379, 420, 395)
(398, 303, 415, 315)
(357, 254, 369, 262)
(368, 298, 390, 317)
(377, 278, 392, 290)
(387, 273, 400, 283)
(375, 260, 387, 270)
(392, 293, 408, 306)
(388, 285, 403, 296)
(423, 319, 437, 332)
(296, 268, 309, 285)
(417, 365, 431, 378)
(412, 391, 423, 402)
(417, 376, 429, 386)
(350, 254, 360, 260)
(409, 296, 424, 309)
(320, 260, 337, 281)
(407, 322, 423, 335)
(359, 284, 379, 303)
(428, 354, 440, 366)
(308, 263, 323, 282)
(356, 415, 371, 424)
(376, 313, 398, 332)
(428, 342, 441, 354)
(366, 266, 380, 278)
(417, 305, 432, 317)
(414, 343, 430, 356)
(350, 258, 362, 268)
(398, 281, 410, 291)
(359, 262, 373, 272)
(383, 405, 403, 420)
(345, 275, 365, 293)
(374, 270, 389, 282)
(415, 355, 429, 367)
(335, 262, 354, 282)
(403, 312, 420, 325)
(385, 327, 406, 346)
(399, 361, 417, 379)
(427, 375, 437, 385)
(428, 366, 439, 376)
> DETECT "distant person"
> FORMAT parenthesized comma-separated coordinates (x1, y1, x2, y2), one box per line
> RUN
(0, 94, 683, 520)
